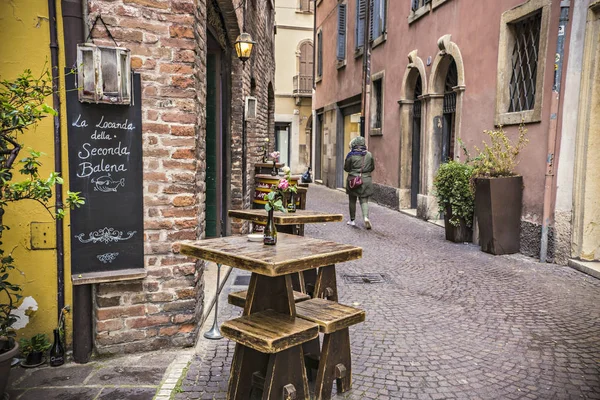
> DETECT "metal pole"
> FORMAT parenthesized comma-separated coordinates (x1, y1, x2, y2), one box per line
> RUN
(204, 263, 223, 339)
(540, 1, 570, 263)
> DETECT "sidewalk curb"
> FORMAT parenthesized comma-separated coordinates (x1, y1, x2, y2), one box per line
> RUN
(154, 351, 194, 400)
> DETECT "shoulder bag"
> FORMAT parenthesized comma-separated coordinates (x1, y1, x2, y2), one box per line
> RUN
(348, 155, 366, 189)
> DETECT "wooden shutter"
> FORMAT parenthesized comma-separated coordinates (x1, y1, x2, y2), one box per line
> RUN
(300, 42, 314, 76)
(337, 4, 347, 60)
(369, 0, 380, 41)
(356, 0, 366, 49)
(411, 0, 419, 11)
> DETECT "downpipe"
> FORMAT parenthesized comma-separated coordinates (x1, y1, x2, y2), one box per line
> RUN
(540, 1, 570, 263)
(47, 0, 65, 318)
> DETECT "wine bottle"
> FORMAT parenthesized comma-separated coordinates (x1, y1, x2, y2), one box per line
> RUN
(50, 328, 65, 367)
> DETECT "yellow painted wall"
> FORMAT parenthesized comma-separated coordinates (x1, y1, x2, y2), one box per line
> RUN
(0, 0, 72, 342)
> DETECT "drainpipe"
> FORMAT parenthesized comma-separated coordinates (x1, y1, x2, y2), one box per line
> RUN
(47, 0, 64, 323)
(540, 1, 570, 263)
(360, 0, 371, 137)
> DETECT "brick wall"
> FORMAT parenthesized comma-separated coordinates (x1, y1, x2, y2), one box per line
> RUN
(87, 0, 275, 354)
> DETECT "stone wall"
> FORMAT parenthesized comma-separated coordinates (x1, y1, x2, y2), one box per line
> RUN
(88, 0, 275, 354)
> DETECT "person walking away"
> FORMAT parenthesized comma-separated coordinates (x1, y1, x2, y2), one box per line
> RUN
(344, 136, 375, 229)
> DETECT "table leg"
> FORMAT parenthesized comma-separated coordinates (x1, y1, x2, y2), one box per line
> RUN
(314, 328, 352, 400)
(262, 346, 310, 400)
(243, 273, 296, 317)
(227, 344, 270, 400)
(314, 265, 338, 302)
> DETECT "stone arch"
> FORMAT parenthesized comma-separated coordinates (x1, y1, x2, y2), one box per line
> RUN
(417, 35, 466, 220)
(398, 50, 427, 209)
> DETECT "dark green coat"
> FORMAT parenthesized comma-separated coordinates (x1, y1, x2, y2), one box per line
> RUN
(344, 152, 375, 197)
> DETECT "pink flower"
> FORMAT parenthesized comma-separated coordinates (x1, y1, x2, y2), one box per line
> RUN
(270, 151, 280, 160)
(278, 179, 289, 190)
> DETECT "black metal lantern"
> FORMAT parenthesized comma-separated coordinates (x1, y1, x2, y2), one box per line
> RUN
(234, 32, 255, 63)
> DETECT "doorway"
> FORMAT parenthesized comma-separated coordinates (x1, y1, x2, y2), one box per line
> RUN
(275, 123, 291, 168)
(205, 32, 230, 238)
(442, 59, 457, 163)
(411, 76, 423, 209)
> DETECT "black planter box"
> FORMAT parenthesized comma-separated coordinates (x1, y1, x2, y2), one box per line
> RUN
(444, 206, 473, 243)
(475, 176, 523, 255)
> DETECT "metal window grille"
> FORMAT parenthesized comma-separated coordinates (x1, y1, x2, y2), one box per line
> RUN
(413, 75, 422, 117)
(508, 11, 542, 113)
(374, 79, 383, 129)
(443, 60, 457, 114)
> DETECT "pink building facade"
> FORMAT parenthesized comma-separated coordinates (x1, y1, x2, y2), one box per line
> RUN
(313, 0, 576, 262)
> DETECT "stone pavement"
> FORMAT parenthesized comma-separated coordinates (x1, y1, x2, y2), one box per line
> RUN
(177, 184, 600, 399)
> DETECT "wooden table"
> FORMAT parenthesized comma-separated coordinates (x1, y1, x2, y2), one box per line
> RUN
(228, 209, 344, 293)
(228, 209, 343, 226)
(179, 234, 362, 399)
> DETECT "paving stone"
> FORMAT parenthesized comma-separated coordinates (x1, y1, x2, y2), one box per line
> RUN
(85, 366, 165, 385)
(175, 184, 600, 399)
(96, 387, 156, 400)
(16, 387, 102, 400)
(11, 365, 95, 388)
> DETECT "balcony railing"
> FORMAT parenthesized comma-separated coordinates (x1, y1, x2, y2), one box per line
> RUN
(293, 75, 312, 96)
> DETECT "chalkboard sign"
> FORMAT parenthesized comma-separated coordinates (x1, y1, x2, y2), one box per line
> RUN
(66, 72, 143, 276)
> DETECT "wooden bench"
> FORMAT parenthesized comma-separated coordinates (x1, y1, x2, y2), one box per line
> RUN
(221, 309, 319, 399)
(228, 289, 310, 308)
(296, 298, 366, 400)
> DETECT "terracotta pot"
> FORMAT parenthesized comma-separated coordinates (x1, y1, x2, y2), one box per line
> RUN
(475, 176, 523, 255)
(0, 342, 19, 397)
(444, 206, 473, 243)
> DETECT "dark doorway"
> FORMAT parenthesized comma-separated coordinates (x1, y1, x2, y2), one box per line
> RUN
(411, 76, 422, 209)
(205, 32, 230, 238)
(442, 59, 457, 163)
(275, 123, 291, 167)
(315, 113, 323, 181)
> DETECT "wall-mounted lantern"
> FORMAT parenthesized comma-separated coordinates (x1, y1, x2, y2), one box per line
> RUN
(234, 32, 256, 64)
(76, 43, 131, 105)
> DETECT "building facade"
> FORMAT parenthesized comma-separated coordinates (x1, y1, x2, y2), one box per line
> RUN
(313, 0, 598, 265)
(274, 0, 315, 173)
(1, 0, 275, 354)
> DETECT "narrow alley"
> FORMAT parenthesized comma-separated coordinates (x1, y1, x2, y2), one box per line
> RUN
(177, 184, 600, 400)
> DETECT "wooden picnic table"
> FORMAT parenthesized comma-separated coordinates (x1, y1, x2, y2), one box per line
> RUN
(179, 233, 362, 399)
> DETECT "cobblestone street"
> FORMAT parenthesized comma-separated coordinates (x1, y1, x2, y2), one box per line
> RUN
(176, 184, 600, 400)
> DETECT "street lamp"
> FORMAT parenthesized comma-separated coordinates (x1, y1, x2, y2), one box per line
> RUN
(234, 32, 255, 63)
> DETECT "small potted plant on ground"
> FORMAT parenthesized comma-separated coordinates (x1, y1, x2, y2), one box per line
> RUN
(433, 160, 474, 243)
(466, 124, 529, 255)
(19, 333, 51, 367)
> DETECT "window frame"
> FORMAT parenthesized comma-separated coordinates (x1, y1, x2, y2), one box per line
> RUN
(495, 0, 551, 126)
(369, 0, 387, 47)
(370, 70, 385, 136)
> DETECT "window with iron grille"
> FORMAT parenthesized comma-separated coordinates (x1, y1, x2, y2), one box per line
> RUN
(495, 0, 550, 125)
(373, 78, 383, 129)
(508, 11, 542, 112)
(337, 3, 347, 61)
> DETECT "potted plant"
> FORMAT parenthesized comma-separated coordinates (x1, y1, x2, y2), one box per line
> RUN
(465, 124, 529, 255)
(0, 68, 84, 396)
(433, 160, 475, 243)
(19, 333, 51, 367)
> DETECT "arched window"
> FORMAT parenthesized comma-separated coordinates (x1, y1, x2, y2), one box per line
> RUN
(296, 41, 313, 94)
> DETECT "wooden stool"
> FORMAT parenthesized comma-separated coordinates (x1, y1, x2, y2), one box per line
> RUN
(296, 298, 365, 400)
(228, 289, 310, 308)
(222, 309, 319, 400)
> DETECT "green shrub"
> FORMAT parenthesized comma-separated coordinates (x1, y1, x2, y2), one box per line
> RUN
(433, 161, 474, 227)
(19, 333, 51, 356)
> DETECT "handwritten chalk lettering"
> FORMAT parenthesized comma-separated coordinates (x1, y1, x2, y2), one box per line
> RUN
(96, 115, 135, 130)
(78, 160, 127, 178)
(90, 130, 112, 140)
(72, 114, 88, 128)
(92, 173, 126, 192)
(77, 142, 131, 160)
